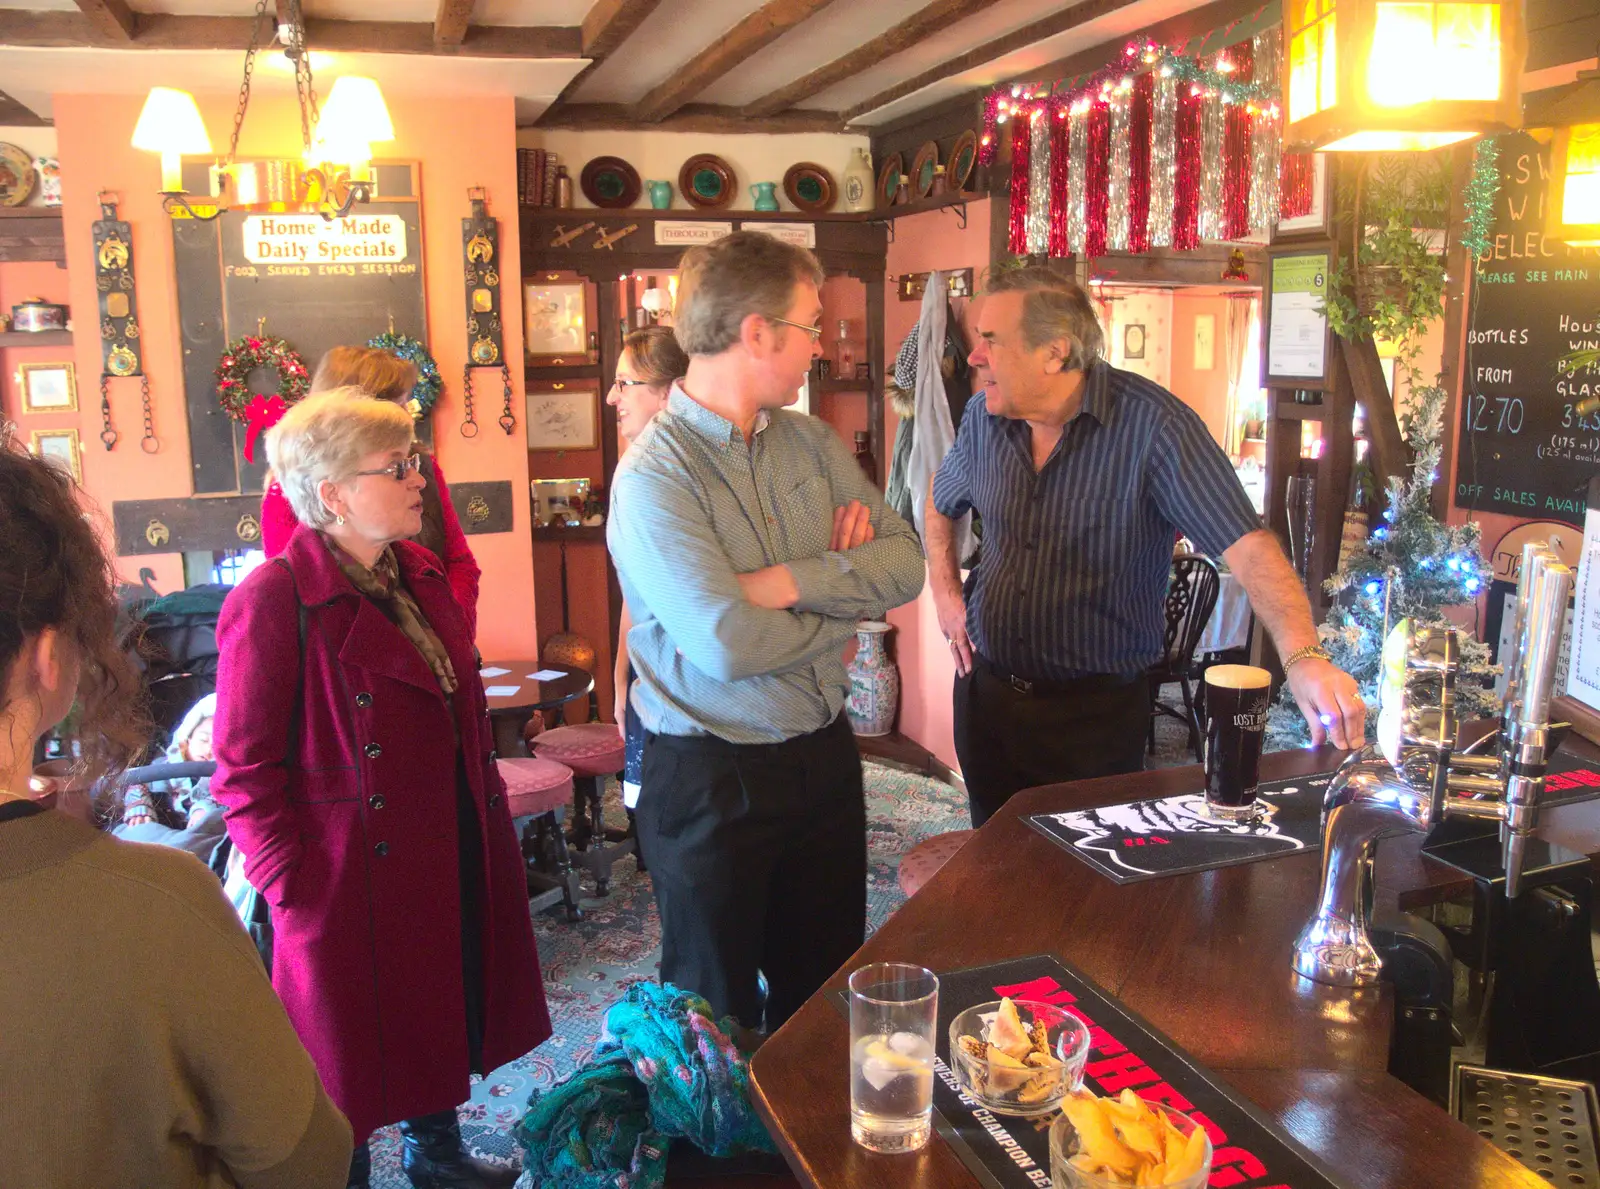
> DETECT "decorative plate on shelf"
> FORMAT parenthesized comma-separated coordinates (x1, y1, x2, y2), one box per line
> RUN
(911, 141, 939, 200)
(0, 143, 35, 207)
(679, 154, 736, 209)
(783, 162, 836, 213)
(948, 130, 978, 193)
(876, 152, 903, 209)
(579, 156, 641, 208)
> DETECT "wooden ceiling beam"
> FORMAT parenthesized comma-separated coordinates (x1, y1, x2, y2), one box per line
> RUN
(841, 0, 1144, 121)
(630, 0, 844, 124)
(434, 0, 474, 47)
(72, 0, 137, 40)
(539, 102, 845, 134)
(534, 0, 664, 127)
(744, 0, 991, 119)
(0, 11, 582, 57)
(581, 0, 663, 58)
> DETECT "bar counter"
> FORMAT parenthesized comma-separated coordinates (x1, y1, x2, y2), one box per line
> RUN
(749, 746, 1578, 1189)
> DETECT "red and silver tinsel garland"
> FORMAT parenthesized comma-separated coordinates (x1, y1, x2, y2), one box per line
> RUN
(1049, 109, 1070, 257)
(1280, 150, 1315, 220)
(990, 26, 1291, 257)
(1222, 39, 1254, 241)
(1127, 73, 1153, 253)
(1027, 111, 1053, 255)
(1106, 89, 1132, 252)
(1172, 81, 1204, 250)
(1250, 27, 1284, 231)
(1008, 115, 1031, 254)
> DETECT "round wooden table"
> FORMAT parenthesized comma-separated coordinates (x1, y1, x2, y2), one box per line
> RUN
(479, 660, 594, 758)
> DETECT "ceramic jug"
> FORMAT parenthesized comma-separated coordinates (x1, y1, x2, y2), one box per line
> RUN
(646, 180, 672, 209)
(749, 181, 779, 211)
(843, 147, 874, 212)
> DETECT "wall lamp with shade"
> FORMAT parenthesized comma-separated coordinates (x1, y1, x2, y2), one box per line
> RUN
(131, 0, 393, 221)
(1284, 0, 1526, 151)
(1550, 122, 1600, 247)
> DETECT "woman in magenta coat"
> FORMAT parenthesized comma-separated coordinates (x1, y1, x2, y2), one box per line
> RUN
(213, 390, 547, 1189)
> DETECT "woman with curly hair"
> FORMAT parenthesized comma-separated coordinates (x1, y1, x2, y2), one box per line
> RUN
(0, 441, 351, 1187)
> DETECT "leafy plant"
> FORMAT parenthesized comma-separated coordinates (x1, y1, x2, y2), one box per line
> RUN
(1321, 152, 1451, 393)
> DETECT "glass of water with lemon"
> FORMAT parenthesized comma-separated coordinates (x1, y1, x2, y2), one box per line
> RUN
(848, 962, 939, 1153)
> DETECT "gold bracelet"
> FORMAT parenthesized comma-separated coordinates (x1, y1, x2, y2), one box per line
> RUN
(1282, 644, 1331, 673)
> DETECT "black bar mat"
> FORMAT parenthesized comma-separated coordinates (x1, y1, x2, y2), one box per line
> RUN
(1024, 771, 1335, 884)
(830, 954, 1349, 1189)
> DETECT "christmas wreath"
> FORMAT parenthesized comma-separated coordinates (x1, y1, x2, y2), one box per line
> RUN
(214, 333, 311, 461)
(367, 331, 443, 421)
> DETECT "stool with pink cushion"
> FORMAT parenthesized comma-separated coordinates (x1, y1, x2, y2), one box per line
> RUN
(497, 757, 583, 922)
(531, 722, 636, 896)
(897, 829, 976, 898)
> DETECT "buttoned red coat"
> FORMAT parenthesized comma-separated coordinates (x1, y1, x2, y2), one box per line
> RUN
(211, 525, 549, 1140)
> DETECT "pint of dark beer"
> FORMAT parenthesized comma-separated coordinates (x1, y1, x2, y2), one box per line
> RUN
(1203, 664, 1272, 820)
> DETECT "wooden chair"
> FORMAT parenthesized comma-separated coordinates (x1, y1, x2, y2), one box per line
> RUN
(1147, 554, 1221, 762)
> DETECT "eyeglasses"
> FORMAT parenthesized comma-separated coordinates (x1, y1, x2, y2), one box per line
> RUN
(352, 453, 422, 483)
(768, 316, 824, 342)
(612, 377, 655, 389)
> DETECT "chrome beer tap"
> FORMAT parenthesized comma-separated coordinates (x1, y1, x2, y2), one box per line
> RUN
(1292, 549, 1574, 987)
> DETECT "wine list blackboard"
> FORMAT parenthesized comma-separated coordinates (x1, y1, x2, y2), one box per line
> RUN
(1454, 131, 1600, 527)
(172, 163, 428, 495)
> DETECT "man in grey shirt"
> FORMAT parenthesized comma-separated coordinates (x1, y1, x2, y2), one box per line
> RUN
(608, 231, 925, 1031)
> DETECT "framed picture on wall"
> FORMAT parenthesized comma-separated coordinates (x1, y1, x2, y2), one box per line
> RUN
(1193, 314, 1216, 371)
(19, 362, 76, 413)
(1273, 153, 1331, 240)
(30, 429, 81, 481)
(1124, 323, 1146, 360)
(524, 277, 590, 366)
(526, 381, 599, 452)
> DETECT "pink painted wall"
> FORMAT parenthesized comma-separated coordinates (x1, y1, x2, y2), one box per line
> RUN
(879, 197, 992, 775)
(45, 91, 538, 658)
(1169, 293, 1232, 447)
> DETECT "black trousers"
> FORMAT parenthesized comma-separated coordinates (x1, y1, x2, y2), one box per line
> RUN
(953, 661, 1149, 828)
(638, 712, 866, 1033)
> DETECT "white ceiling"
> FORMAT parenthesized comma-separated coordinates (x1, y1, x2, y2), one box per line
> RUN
(0, 0, 1224, 127)
(0, 0, 595, 19)
(0, 44, 588, 123)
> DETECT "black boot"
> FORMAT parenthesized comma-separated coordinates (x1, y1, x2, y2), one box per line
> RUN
(399, 1111, 517, 1188)
(346, 1140, 371, 1189)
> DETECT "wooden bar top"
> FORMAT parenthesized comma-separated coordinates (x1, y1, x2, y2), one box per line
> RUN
(750, 747, 1556, 1189)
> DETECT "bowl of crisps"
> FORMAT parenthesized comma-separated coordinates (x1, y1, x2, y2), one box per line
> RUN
(948, 997, 1090, 1116)
(1049, 1090, 1212, 1188)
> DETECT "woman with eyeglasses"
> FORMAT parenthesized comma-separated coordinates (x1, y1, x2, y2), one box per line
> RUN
(213, 390, 549, 1189)
(261, 346, 482, 637)
(606, 327, 686, 811)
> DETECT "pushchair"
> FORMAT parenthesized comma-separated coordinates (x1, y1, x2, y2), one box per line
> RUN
(123, 581, 232, 751)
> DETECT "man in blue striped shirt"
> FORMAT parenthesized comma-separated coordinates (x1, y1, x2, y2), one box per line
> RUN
(609, 231, 925, 1031)
(928, 265, 1363, 826)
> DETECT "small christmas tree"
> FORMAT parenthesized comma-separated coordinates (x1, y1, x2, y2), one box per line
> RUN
(1266, 380, 1498, 750)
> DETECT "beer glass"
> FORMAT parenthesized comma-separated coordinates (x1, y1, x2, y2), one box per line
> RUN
(1202, 664, 1272, 820)
(849, 963, 938, 1153)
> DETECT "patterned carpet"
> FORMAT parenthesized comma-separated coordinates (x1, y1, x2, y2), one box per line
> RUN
(364, 759, 972, 1186)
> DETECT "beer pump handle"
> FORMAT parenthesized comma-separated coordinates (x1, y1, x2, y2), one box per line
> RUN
(1501, 556, 1573, 899)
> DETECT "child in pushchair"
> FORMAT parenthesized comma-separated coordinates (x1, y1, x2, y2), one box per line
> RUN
(113, 692, 227, 861)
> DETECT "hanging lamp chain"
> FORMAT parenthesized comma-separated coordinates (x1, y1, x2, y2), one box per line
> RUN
(225, 0, 323, 167)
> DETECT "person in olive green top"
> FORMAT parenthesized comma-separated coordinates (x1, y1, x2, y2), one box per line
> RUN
(0, 442, 352, 1188)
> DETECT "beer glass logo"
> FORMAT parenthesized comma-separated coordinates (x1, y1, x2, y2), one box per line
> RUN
(1232, 694, 1270, 730)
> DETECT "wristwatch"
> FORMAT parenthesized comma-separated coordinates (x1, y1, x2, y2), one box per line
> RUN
(1282, 644, 1332, 673)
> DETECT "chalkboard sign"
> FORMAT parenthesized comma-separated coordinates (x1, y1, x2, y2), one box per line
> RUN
(1454, 132, 1600, 527)
(173, 163, 428, 495)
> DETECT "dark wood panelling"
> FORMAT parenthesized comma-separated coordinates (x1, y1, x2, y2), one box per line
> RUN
(0, 209, 65, 265)
(113, 496, 267, 556)
(447, 480, 513, 535)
